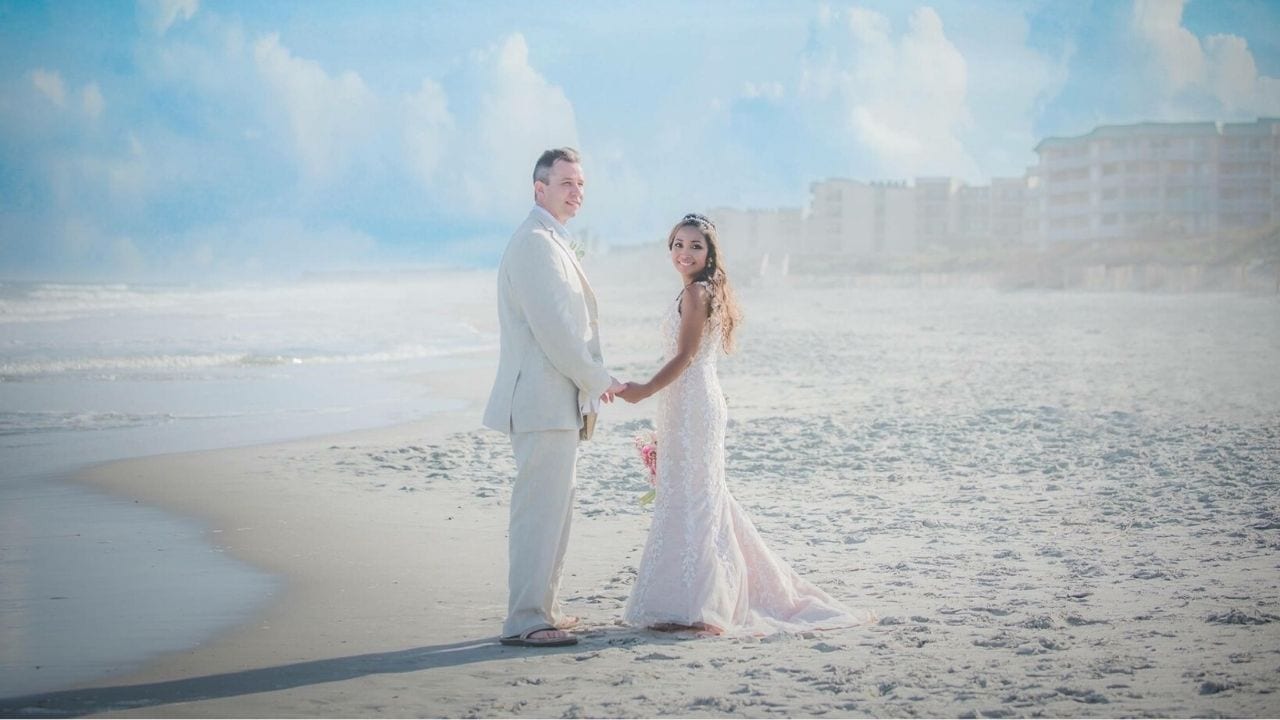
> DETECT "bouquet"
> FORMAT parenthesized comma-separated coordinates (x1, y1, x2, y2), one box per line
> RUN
(633, 431, 658, 506)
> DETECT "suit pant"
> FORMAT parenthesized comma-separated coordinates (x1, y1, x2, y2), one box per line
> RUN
(503, 429, 578, 638)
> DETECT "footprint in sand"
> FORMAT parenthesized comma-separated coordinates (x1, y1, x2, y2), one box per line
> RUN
(635, 651, 679, 661)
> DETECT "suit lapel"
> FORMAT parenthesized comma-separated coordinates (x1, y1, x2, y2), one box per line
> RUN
(534, 214, 597, 311)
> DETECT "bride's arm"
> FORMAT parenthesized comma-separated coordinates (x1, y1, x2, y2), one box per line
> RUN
(620, 284, 710, 403)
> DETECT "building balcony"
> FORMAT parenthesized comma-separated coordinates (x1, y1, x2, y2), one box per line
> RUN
(1159, 200, 1216, 213)
(1161, 175, 1210, 188)
(1218, 170, 1271, 182)
(1218, 198, 1274, 213)
(1045, 178, 1094, 193)
(1100, 148, 1208, 164)
(1043, 207, 1092, 222)
(1114, 200, 1165, 213)
(1220, 149, 1271, 163)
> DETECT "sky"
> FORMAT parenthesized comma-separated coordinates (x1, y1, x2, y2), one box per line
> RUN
(1, 0, 1278, 282)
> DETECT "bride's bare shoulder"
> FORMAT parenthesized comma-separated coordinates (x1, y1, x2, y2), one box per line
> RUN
(677, 282, 712, 316)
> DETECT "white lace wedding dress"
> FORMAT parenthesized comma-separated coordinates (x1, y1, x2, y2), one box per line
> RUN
(623, 284, 873, 635)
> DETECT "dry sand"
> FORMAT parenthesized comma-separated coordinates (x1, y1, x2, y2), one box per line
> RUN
(2, 275, 1278, 718)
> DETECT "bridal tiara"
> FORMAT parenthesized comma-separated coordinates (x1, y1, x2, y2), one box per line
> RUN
(682, 213, 716, 230)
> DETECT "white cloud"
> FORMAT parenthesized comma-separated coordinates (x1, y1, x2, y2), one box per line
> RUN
(573, 142, 651, 247)
(31, 69, 66, 107)
(949, 7, 1070, 178)
(82, 83, 105, 119)
(106, 134, 148, 203)
(1205, 33, 1264, 113)
(110, 236, 146, 275)
(1133, 0, 1280, 117)
(138, 0, 199, 36)
(1133, 0, 1205, 92)
(174, 217, 379, 277)
(56, 218, 98, 263)
(742, 81, 784, 100)
(800, 6, 977, 179)
(464, 34, 580, 216)
(47, 220, 145, 278)
(402, 78, 454, 187)
(240, 31, 579, 219)
(253, 33, 379, 186)
(139, 11, 248, 94)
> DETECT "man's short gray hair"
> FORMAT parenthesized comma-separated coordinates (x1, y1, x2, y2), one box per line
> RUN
(533, 147, 581, 184)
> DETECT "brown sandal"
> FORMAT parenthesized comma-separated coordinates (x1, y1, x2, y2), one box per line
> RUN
(500, 625, 578, 647)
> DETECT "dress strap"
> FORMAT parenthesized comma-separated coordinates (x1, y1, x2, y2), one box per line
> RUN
(675, 280, 713, 317)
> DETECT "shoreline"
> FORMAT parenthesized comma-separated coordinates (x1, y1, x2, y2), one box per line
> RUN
(0, 356, 503, 714)
(2, 358, 678, 719)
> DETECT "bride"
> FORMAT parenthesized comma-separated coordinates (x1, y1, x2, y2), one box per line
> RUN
(617, 213, 873, 635)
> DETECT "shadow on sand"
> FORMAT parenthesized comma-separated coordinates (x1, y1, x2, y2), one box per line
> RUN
(0, 628, 658, 718)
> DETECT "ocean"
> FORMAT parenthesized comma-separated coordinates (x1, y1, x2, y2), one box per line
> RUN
(0, 272, 497, 697)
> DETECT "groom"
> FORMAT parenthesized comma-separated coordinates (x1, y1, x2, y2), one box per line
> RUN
(483, 147, 623, 647)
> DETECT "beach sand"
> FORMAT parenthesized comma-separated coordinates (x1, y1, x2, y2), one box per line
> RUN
(3, 275, 1278, 718)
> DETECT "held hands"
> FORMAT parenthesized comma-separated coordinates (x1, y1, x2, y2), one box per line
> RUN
(616, 381, 651, 404)
(599, 377, 651, 404)
(600, 377, 627, 404)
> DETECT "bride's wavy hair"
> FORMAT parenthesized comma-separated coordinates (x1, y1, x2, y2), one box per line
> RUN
(668, 213, 743, 354)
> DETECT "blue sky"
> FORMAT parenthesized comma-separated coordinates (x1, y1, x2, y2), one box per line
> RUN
(1, 0, 1278, 281)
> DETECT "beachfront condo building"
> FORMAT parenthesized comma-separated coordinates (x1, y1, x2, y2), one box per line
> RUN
(801, 179, 916, 257)
(707, 118, 1278, 267)
(801, 175, 1024, 257)
(1031, 118, 1280, 244)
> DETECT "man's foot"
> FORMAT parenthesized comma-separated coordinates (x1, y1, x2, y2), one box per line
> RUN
(499, 626, 579, 647)
(554, 615, 580, 630)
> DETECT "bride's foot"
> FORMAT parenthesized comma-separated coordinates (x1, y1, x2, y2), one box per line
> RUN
(692, 622, 723, 636)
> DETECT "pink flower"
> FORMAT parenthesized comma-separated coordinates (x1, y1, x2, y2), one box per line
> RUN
(633, 431, 658, 506)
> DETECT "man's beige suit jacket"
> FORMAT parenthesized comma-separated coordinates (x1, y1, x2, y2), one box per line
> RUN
(483, 210, 612, 439)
